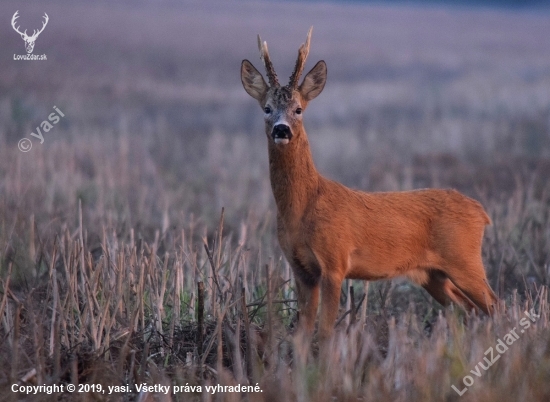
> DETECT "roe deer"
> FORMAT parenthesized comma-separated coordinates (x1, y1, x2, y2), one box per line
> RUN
(241, 28, 498, 340)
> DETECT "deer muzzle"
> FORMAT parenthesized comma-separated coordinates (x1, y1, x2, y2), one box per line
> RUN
(272, 124, 292, 145)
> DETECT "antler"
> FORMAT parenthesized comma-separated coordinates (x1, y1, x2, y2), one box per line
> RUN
(257, 35, 279, 88)
(30, 13, 49, 39)
(11, 11, 27, 37)
(11, 11, 49, 39)
(288, 27, 312, 89)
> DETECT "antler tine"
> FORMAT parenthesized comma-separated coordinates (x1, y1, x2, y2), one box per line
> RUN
(42, 14, 49, 27)
(257, 34, 279, 87)
(288, 26, 313, 89)
(30, 13, 49, 39)
(11, 10, 19, 26)
(11, 11, 25, 36)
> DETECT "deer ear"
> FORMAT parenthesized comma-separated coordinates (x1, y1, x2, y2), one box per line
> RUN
(241, 60, 268, 103)
(299, 60, 327, 102)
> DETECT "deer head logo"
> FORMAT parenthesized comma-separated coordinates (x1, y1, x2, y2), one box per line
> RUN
(11, 11, 49, 54)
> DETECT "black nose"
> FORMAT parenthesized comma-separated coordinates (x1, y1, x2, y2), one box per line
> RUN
(272, 124, 292, 139)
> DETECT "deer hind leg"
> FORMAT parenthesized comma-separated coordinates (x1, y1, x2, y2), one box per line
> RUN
(444, 260, 498, 315)
(422, 270, 479, 312)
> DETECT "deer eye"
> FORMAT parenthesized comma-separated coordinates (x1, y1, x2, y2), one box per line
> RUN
(295, 108, 302, 115)
(264, 106, 272, 114)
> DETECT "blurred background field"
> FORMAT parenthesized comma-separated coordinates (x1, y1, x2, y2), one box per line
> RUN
(0, 0, 550, 401)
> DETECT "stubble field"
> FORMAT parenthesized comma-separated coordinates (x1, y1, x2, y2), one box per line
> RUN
(0, 0, 549, 400)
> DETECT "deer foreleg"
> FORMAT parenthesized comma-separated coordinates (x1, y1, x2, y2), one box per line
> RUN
(296, 279, 320, 336)
(318, 273, 343, 341)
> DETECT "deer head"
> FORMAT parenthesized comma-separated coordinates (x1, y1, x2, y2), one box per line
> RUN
(11, 11, 49, 54)
(241, 27, 327, 146)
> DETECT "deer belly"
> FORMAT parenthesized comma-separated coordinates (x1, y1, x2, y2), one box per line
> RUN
(347, 249, 418, 281)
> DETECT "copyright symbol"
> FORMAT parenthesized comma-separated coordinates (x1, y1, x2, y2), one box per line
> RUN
(18, 138, 32, 152)
(67, 384, 75, 392)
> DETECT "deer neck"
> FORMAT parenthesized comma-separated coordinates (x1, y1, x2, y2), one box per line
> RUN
(268, 128, 320, 224)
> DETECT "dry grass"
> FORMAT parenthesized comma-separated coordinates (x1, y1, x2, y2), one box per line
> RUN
(1, 0, 550, 400)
